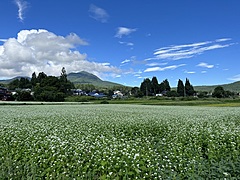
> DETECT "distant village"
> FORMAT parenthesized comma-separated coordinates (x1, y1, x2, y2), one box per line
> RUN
(0, 85, 126, 101)
(0, 69, 239, 101)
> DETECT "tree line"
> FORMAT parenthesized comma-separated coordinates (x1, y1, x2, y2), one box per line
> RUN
(130, 77, 195, 97)
(130, 76, 237, 98)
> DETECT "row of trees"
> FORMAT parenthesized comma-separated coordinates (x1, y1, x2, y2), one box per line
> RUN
(135, 77, 195, 97)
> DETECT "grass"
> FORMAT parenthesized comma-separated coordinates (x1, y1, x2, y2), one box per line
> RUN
(1, 96, 240, 107)
(97, 97, 240, 107)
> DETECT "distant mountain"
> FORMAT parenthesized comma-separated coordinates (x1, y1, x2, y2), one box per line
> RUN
(0, 76, 30, 84)
(67, 71, 124, 88)
(0, 71, 123, 88)
(194, 81, 240, 92)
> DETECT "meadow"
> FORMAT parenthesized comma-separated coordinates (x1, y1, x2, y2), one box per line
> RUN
(0, 104, 239, 179)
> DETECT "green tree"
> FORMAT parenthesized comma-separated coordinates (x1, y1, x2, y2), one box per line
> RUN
(19, 78, 31, 89)
(212, 86, 225, 98)
(8, 78, 31, 90)
(15, 91, 33, 101)
(158, 82, 165, 93)
(163, 79, 171, 91)
(59, 67, 74, 94)
(177, 79, 184, 97)
(31, 72, 37, 86)
(60, 67, 67, 83)
(37, 72, 47, 83)
(8, 79, 20, 90)
(140, 78, 152, 96)
(151, 76, 159, 95)
(167, 90, 178, 97)
(33, 68, 75, 102)
(131, 87, 143, 97)
(185, 78, 195, 96)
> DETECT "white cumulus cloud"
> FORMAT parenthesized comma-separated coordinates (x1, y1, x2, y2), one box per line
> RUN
(15, 0, 28, 22)
(0, 29, 120, 78)
(115, 27, 137, 38)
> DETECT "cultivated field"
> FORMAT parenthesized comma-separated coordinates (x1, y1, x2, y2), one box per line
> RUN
(0, 104, 239, 179)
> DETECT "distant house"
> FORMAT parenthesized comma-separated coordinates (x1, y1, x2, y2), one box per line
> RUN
(112, 90, 124, 99)
(71, 89, 87, 96)
(88, 92, 106, 98)
(0, 86, 12, 101)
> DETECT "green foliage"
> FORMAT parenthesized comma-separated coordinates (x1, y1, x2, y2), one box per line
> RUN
(163, 79, 171, 91)
(131, 87, 143, 97)
(140, 78, 171, 96)
(0, 105, 240, 179)
(140, 78, 152, 96)
(212, 86, 235, 98)
(32, 69, 75, 102)
(212, 86, 225, 98)
(185, 78, 195, 96)
(151, 76, 159, 94)
(166, 90, 178, 97)
(15, 91, 34, 101)
(177, 79, 184, 96)
(8, 78, 32, 90)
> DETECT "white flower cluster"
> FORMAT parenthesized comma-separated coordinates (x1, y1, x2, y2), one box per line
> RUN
(0, 104, 239, 179)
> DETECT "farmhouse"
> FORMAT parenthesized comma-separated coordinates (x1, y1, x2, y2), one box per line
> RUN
(112, 90, 124, 99)
(0, 86, 12, 100)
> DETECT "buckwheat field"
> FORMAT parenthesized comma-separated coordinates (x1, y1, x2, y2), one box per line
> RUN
(0, 104, 239, 179)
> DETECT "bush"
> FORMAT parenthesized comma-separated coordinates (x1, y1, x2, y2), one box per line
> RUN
(100, 100, 109, 104)
(15, 91, 34, 101)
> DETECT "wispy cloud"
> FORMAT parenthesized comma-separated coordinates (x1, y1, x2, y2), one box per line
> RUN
(146, 62, 168, 67)
(215, 38, 231, 42)
(115, 27, 137, 38)
(144, 64, 186, 72)
(228, 74, 240, 81)
(151, 38, 233, 61)
(121, 59, 131, 64)
(184, 70, 196, 74)
(119, 41, 134, 46)
(89, 4, 109, 23)
(197, 62, 214, 68)
(15, 0, 28, 22)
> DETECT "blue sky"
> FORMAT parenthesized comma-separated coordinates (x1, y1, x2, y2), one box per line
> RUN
(0, 0, 240, 87)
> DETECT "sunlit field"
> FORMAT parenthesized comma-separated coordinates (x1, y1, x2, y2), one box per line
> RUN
(0, 104, 239, 179)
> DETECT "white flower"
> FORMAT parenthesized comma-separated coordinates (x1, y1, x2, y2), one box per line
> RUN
(134, 153, 140, 159)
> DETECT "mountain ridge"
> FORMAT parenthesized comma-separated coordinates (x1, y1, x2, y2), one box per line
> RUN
(1, 72, 240, 91)
(67, 71, 123, 87)
(0, 71, 123, 88)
